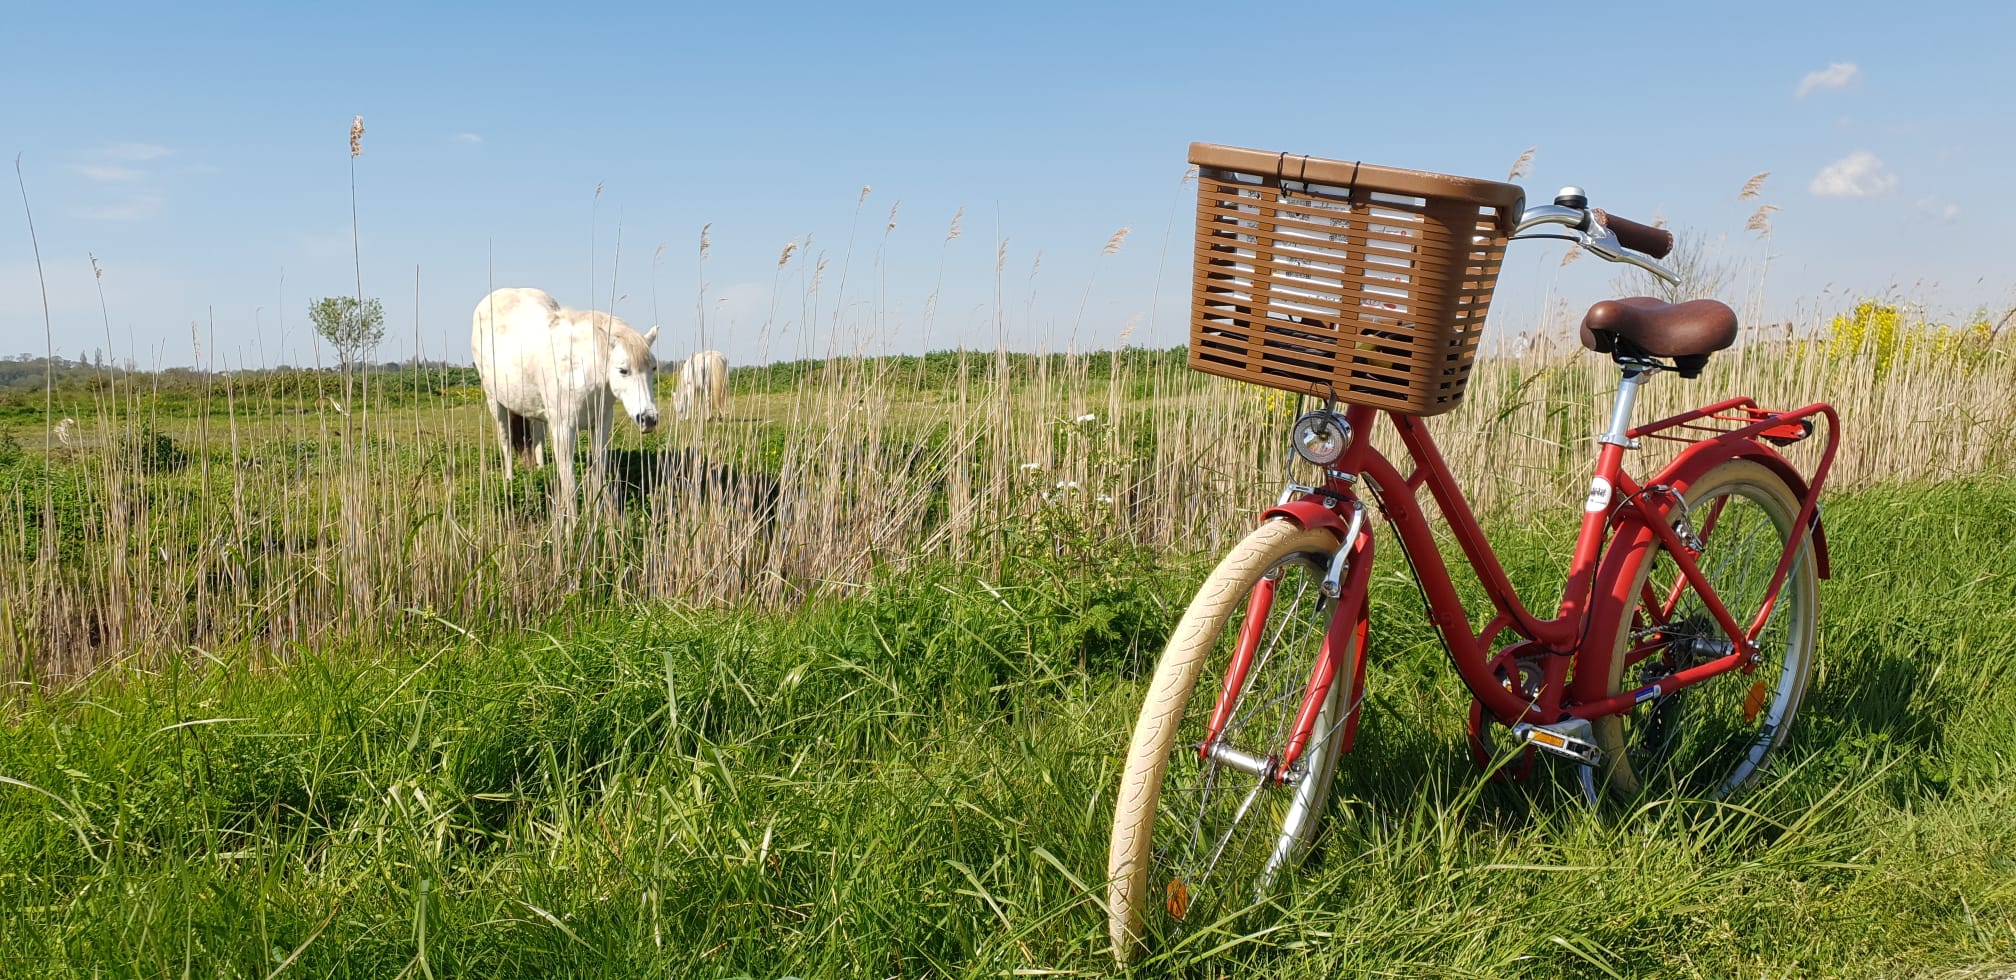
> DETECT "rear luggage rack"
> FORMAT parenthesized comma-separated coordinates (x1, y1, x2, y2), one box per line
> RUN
(1632, 397, 1821, 446)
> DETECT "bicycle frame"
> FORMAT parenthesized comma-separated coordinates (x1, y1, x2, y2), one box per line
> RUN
(1204, 390, 1837, 780)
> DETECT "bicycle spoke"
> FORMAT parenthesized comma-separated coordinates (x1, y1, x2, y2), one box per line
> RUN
(1195, 778, 1271, 890)
(1117, 528, 1355, 946)
(1598, 464, 1818, 800)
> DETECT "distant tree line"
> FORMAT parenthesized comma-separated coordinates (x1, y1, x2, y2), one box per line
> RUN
(0, 344, 1195, 423)
(0, 355, 487, 423)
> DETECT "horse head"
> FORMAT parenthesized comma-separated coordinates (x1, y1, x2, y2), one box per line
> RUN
(608, 323, 662, 434)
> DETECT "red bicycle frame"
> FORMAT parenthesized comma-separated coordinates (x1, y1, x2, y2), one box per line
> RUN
(1201, 394, 1837, 780)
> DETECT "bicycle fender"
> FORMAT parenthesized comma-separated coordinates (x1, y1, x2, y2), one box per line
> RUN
(1573, 442, 1830, 704)
(1651, 439, 1831, 579)
(1259, 499, 1352, 539)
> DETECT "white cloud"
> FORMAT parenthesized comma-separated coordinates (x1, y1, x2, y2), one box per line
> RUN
(1796, 62, 1859, 98)
(102, 143, 172, 161)
(1916, 197, 1962, 222)
(75, 164, 146, 182)
(78, 195, 163, 222)
(455, 132, 483, 144)
(1809, 151, 1897, 198)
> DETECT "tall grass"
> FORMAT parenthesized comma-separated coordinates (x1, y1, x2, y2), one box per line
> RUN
(1, 310, 2011, 683)
(1, 476, 2011, 976)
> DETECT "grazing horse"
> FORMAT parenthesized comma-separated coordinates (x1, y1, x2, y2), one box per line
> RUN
(673, 349, 729, 420)
(471, 287, 661, 508)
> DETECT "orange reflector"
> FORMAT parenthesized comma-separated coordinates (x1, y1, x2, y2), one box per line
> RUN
(1530, 731, 1567, 749)
(1166, 879, 1191, 920)
(1743, 680, 1769, 724)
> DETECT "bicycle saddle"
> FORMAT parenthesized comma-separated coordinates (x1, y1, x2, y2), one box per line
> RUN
(1579, 297, 1738, 378)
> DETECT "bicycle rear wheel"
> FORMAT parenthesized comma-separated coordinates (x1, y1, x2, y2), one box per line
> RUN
(1593, 459, 1819, 799)
(1107, 519, 1364, 962)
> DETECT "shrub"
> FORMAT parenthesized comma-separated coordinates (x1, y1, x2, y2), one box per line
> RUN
(1826, 299, 2001, 376)
(118, 428, 191, 473)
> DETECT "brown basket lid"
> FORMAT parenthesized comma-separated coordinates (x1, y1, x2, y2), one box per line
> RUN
(1189, 142, 1527, 238)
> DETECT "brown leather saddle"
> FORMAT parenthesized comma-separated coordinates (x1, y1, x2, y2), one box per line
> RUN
(1579, 297, 1738, 378)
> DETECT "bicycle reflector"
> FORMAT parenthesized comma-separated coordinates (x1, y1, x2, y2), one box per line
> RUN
(1289, 410, 1352, 467)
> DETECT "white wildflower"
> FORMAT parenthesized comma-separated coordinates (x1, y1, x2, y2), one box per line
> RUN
(1019, 462, 1042, 472)
(1075, 412, 1097, 423)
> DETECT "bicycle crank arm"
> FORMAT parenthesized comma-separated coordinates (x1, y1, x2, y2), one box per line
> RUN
(1511, 718, 1603, 766)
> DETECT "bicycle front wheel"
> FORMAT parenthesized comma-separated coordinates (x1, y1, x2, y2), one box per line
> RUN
(1593, 459, 1820, 799)
(1107, 519, 1363, 962)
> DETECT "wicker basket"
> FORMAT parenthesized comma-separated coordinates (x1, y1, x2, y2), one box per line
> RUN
(1187, 143, 1526, 416)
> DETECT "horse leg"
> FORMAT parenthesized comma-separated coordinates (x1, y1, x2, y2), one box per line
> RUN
(488, 399, 518, 482)
(591, 399, 615, 510)
(529, 419, 547, 468)
(549, 418, 579, 518)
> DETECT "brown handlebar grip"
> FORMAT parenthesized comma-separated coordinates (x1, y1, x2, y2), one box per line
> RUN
(1592, 209, 1674, 259)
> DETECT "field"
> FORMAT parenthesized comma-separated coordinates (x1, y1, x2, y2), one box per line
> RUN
(5, 316, 2011, 680)
(2, 325, 2014, 976)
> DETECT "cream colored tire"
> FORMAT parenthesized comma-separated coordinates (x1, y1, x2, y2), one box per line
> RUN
(1107, 520, 1359, 962)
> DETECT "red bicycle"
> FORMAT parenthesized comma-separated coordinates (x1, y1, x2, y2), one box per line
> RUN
(1106, 145, 1837, 961)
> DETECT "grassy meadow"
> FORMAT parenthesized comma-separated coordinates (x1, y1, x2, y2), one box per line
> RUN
(2, 318, 2014, 976)
(4, 319, 2012, 682)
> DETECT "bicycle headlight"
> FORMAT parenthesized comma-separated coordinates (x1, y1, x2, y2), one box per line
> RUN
(1289, 410, 1352, 467)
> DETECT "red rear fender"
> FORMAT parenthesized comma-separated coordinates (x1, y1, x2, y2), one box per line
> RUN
(1652, 440, 1831, 579)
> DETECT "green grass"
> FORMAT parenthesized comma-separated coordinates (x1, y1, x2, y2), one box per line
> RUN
(3, 476, 2013, 977)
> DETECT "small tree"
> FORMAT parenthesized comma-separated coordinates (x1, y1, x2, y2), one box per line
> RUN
(308, 296, 385, 371)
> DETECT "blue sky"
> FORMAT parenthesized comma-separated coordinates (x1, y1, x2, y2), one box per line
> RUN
(3, 1, 2010, 369)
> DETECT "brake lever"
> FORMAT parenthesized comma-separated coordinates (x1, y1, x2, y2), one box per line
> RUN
(1581, 225, 1682, 285)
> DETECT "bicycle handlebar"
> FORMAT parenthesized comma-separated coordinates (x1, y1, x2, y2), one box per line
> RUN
(1592, 209, 1673, 259)
(1512, 191, 1681, 285)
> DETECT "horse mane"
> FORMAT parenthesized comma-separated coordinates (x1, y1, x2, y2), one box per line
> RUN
(558, 307, 653, 361)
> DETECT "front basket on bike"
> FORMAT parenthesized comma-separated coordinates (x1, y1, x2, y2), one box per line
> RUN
(1187, 143, 1526, 416)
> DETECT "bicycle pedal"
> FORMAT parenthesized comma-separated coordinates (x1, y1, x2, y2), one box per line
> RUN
(1511, 719, 1602, 766)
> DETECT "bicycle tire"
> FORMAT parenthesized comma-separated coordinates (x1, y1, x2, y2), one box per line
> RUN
(1592, 459, 1819, 799)
(1107, 519, 1363, 962)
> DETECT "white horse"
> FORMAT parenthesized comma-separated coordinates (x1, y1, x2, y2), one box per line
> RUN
(471, 287, 661, 508)
(673, 349, 729, 420)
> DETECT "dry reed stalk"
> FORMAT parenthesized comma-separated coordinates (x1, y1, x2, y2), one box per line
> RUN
(5, 255, 2011, 684)
(1747, 204, 1781, 235)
